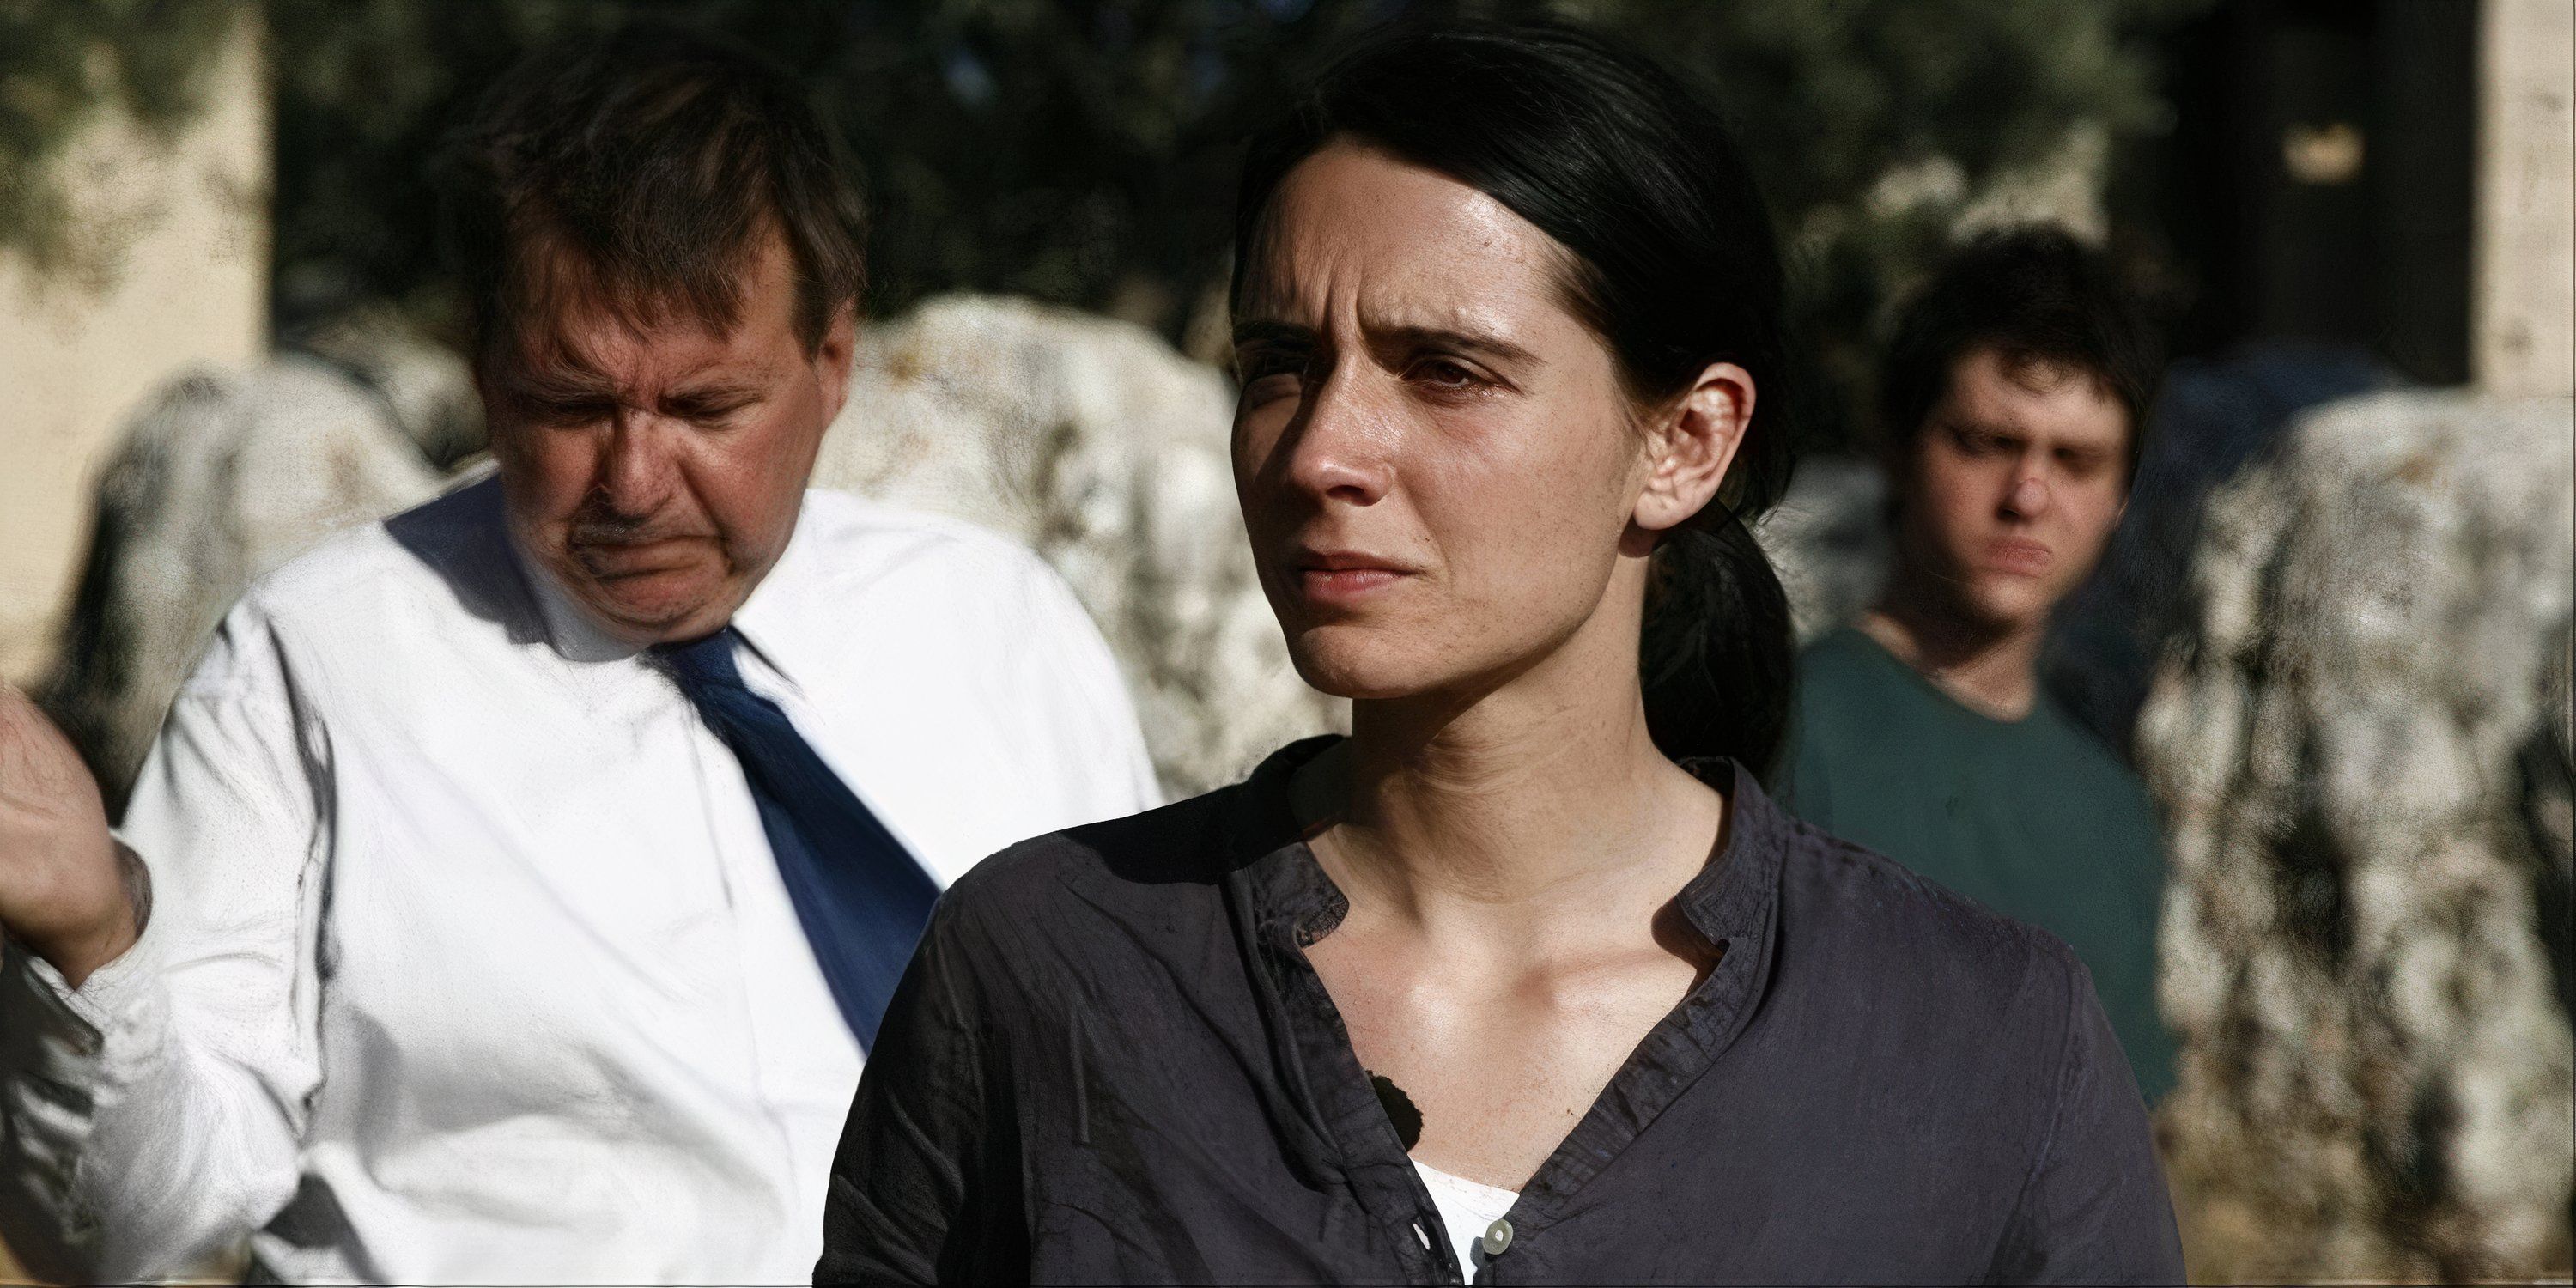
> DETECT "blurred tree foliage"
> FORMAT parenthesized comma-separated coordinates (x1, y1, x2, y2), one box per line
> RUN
(0, 0, 246, 282)
(7, 0, 2212, 446)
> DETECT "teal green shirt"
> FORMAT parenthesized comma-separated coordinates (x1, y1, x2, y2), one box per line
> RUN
(1777, 626, 2178, 1103)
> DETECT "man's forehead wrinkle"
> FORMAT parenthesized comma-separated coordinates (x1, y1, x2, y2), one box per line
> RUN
(507, 300, 769, 405)
(1981, 347, 2111, 395)
(1947, 360, 2130, 453)
(1997, 355, 2086, 394)
(507, 211, 759, 358)
(509, 229, 812, 386)
(507, 350, 615, 403)
(1977, 345, 2118, 406)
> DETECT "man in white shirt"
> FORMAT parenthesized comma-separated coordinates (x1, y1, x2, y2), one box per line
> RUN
(0, 27, 1157, 1283)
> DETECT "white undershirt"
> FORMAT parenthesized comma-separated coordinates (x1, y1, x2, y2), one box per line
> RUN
(1413, 1157, 1522, 1278)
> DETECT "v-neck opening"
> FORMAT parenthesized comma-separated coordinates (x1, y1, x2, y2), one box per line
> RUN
(1230, 740, 1790, 1264)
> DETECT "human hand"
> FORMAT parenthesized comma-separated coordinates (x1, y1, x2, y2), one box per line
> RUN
(0, 683, 138, 987)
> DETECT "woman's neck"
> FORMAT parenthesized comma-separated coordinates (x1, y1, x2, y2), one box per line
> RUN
(1304, 581, 1724, 946)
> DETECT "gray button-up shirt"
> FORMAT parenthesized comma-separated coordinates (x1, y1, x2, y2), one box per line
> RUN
(821, 737, 2183, 1284)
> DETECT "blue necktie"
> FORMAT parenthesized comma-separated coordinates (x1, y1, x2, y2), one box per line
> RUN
(653, 629, 939, 1051)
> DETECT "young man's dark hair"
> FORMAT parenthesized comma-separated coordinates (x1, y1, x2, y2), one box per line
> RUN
(1876, 226, 2160, 481)
(431, 24, 869, 361)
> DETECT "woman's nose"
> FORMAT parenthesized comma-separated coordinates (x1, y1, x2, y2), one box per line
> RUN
(1282, 368, 1393, 506)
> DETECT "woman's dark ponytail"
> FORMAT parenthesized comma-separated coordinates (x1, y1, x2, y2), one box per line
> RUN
(1642, 520, 1794, 775)
(1236, 21, 1801, 773)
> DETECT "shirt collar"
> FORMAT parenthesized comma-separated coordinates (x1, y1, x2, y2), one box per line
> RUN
(514, 492, 820, 686)
(1224, 735, 1793, 1230)
(1671, 754, 1793, 951)
(1230, 736, 1790, 965)
(519, 541, 643, 666)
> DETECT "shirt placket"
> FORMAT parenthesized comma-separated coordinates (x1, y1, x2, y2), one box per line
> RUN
(664, 660, 828, 1221)
(1496, 771, 1785, 1283)
(1251, 891, 1463, 1285)
(1239, 760, 1788, 1285)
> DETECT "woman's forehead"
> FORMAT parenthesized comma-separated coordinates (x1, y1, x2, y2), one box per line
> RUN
(1238, 145, 1580, 339)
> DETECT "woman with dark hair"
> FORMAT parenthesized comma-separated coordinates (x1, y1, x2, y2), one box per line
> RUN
(819, 21, 2180, 1285)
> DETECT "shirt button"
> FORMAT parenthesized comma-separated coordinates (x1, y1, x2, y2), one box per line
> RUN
(1480, 1218, 1514, 1257)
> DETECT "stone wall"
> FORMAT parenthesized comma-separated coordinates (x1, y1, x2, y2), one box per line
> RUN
(2136, 389, 2575, 1279)
(2475, 0, 2576, 398)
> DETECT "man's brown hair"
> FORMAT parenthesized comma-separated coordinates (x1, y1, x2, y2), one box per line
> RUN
(1876, 226, 2161, 487)
(433, 24, 868, 363)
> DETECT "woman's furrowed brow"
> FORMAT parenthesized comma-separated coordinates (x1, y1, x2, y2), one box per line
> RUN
(1375, 325, 1540, 367)
(1231, 315, 1537, 368)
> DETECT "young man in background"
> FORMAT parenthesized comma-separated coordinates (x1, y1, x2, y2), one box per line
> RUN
(1780, 227, 2178, 1104)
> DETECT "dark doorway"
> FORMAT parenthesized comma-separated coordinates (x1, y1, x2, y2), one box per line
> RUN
(2142, 0, 2478, 383)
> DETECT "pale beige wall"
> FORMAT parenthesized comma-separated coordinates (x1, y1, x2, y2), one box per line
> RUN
(0, 15, 269, 686)
(2476, 0, 2576, 398)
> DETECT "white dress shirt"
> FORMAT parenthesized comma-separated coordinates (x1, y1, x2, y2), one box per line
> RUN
(0, 476, 1160, 1284)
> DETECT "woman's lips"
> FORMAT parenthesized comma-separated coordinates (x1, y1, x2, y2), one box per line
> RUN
(1290, 550, 1416, 605)
(1298, 567, 1407, 601)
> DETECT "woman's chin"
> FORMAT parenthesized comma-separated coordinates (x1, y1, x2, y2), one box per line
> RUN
(1284, 633, 1449, 703)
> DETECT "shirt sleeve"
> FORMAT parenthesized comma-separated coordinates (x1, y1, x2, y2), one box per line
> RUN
(1985, 949, 2185, 1284)
(0, 604, 325, 1280)
(817, 887, 1020, 1285)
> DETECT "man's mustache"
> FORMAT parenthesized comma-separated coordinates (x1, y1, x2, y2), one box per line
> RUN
(564, 512, 719, 548)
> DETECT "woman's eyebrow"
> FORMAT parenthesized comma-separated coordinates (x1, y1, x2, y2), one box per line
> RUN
(1230, 318, 1538, 370)
(1377, 325, 1538, 367)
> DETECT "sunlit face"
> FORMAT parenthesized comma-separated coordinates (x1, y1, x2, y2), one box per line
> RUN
(1231, 143, 1735, 701)
(480, 232, 855, 647)
(1894, 345, 2130, 635)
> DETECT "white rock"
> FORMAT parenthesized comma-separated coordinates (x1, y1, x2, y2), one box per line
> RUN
(1755, 457, 1888, 644)
(2137, 388, 2575, 1279)
(811, 295, 1343, 795)
(41, 357, 443, 802)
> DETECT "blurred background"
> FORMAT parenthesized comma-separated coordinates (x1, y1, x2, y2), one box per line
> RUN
(1, 0, 2569, 1280)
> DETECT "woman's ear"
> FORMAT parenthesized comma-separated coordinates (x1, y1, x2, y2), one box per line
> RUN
(1636, 361, 1755, 532)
